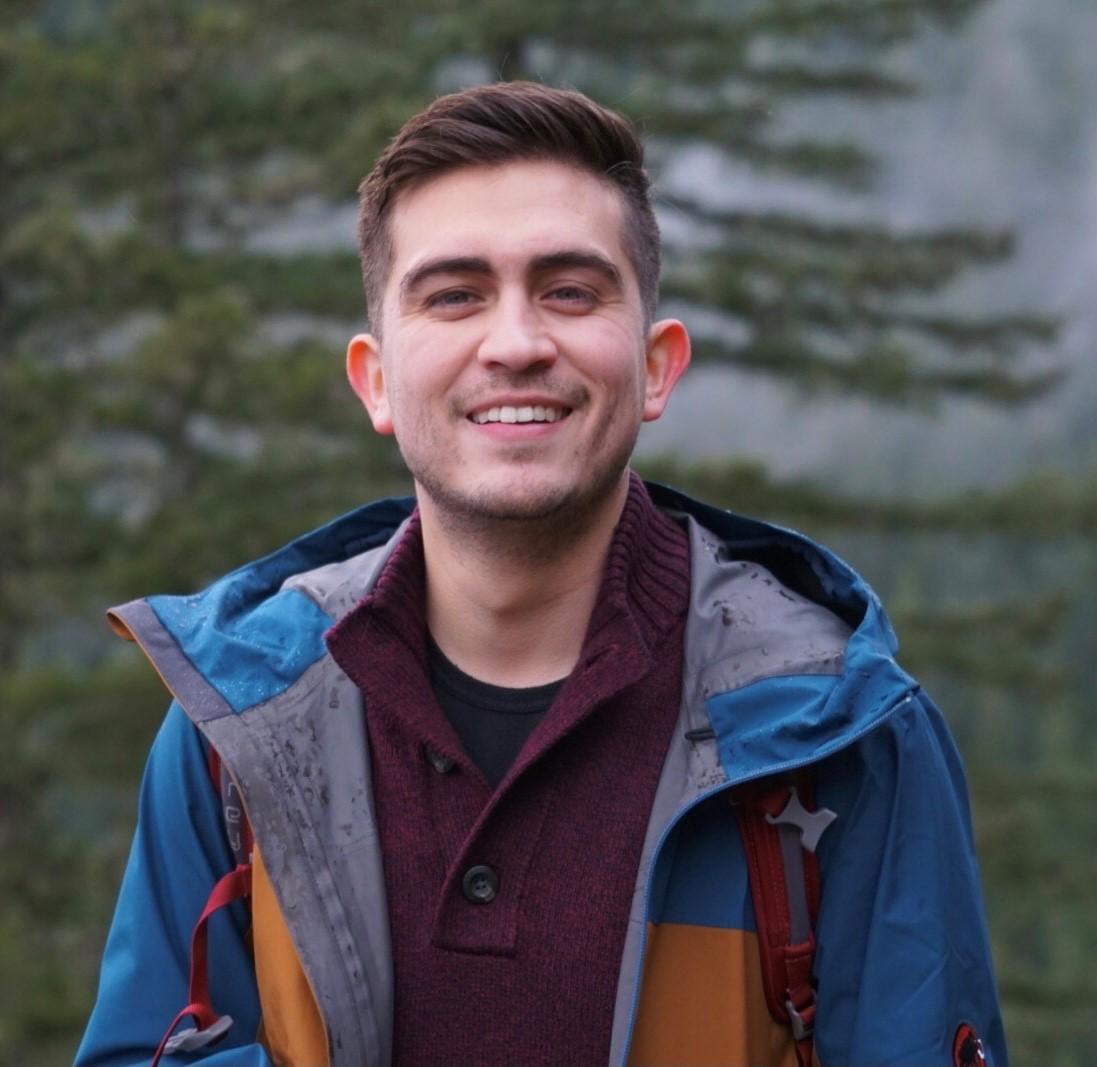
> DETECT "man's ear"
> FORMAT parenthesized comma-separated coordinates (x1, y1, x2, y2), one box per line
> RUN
(642, 319, 691, 422)
(346, 333, 394, 435)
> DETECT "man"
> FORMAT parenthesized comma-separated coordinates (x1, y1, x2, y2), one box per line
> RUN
(78, 82, 1006, 1067)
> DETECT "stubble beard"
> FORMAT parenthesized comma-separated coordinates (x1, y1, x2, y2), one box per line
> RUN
(400, 419, 639, 565)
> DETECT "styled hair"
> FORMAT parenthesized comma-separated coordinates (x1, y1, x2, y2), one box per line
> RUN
(356, 81, 660, 333)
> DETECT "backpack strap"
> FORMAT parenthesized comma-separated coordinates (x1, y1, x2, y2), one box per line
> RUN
(149, 745, 256, 1066)
(151, 863, 252, 1065)
(731, 776, 836, 1067)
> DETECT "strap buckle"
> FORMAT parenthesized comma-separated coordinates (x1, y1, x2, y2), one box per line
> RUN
(765, 786, 837, 854)
(164, 1014, 234, 1053)
(785, 998, 814, 1041)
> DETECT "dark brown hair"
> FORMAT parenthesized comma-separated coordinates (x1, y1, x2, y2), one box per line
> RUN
(357, 81, 660, 332)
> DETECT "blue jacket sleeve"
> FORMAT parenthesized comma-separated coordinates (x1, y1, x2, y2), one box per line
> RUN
(75, 702, 270, 1066)
(813, 691, 1008, 1067)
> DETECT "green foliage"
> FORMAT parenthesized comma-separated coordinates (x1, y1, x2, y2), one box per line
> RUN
(670, 212, 1060, 404)
(0, 659, 165, 1061)
(974, 766, 1097, 1066)
(638, 455, 1097, 535)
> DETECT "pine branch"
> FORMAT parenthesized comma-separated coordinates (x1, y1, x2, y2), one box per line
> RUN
(635, 457, 1097, 536)
(686, 336, 1062, 405)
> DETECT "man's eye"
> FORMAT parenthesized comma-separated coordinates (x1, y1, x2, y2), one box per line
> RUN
(427, 289, 475, 309)
(547, 285, 597, 307)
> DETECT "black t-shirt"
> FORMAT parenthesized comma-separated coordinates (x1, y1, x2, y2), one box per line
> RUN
(426, 634, 565, 788)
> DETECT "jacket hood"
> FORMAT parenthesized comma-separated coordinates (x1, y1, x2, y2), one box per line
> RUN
(650, 482, 916, 784)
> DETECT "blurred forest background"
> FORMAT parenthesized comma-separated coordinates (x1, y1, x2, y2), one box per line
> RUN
(2, 0, 1094, 1063)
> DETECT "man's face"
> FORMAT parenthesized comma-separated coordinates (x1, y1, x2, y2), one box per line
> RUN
(347, 159, 689, 525)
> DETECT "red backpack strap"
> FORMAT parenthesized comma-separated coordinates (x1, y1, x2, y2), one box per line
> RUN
(731, 776, 836, 1067)
(148, 745, 256, 1065)
(151, 863, 253, 1066)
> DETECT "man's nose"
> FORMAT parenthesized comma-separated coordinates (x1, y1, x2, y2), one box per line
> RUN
(476, 296, 558, 371)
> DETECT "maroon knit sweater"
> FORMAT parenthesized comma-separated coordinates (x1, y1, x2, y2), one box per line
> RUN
(326, 475, 691, 1067)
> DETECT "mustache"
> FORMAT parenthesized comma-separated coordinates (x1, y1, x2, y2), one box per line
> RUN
(451, 373, 590, 415)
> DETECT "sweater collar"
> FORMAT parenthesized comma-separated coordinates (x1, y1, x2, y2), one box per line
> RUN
(327, 470, 690, 687)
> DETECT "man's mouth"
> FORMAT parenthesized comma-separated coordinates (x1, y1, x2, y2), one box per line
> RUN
(469, 405, 571, 425)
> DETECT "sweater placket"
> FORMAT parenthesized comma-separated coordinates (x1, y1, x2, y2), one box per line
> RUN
(325, 476, 692, 1066)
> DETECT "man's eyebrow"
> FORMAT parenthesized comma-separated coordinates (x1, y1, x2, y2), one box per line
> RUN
(397, 250, 624, 302)
(399, 256, 494, 300)
(530, 250, 623, 289)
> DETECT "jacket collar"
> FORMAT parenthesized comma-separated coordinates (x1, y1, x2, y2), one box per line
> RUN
(110, 480, 912, 767)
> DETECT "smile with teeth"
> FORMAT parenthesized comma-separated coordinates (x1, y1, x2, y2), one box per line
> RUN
(470, 405, 570, 425)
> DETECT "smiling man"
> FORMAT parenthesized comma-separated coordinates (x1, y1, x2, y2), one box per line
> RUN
(79, 83, 1006, 1067)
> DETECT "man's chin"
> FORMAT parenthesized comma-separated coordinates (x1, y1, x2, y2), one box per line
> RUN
(415, 472, 628, 528)
(428, 486, 577, 524)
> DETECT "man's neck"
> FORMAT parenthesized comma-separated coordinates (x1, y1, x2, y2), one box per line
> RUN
(418, 476, 630, 688)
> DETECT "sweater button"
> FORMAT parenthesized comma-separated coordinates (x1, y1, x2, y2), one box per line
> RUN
(425, 746, 455, 773)
(462, 865, 499, 904)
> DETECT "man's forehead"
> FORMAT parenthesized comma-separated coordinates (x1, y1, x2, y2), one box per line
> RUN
(385, 160, 632, 278)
